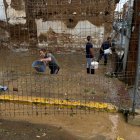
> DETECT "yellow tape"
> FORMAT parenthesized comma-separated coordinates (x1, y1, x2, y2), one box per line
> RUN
(0, 95, 118, 112)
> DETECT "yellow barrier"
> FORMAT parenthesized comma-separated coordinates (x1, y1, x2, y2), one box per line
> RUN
(0, 95, 118, 112)
(117, 136, 124, 140)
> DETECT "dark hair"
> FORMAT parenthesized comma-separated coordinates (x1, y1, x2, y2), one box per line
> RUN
(87, 36, 91, 41)
(107, 37, 111, 40)
(40, 48, 53, 54)
(40, 48, 47, 52)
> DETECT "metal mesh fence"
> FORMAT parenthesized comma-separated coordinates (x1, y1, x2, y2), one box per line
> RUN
(0, 0, 139, 116)
(0, 48, 132, 116)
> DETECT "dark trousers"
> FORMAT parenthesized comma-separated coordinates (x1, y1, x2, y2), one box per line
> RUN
(114, 55, 124, 76)
(87, 68, 94, 74)
(50, 66, 60, 74)
(98, 53, 108, 65)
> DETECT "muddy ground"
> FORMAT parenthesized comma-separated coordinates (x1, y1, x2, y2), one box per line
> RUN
(0, 48, 140, 140)
(0, 112, 140, 140)
(0, 48, 131, 109)
(0, 119, 80, 140)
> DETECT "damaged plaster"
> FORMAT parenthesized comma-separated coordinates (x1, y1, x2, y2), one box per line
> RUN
(0, 0, 6, 21)
(6, 0, 26, 24)
(36, 19, 104, 48)
(0, 0, 120, 48)
(36, 19, 104, 38)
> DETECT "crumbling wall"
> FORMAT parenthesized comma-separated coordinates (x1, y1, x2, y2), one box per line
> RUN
(36, 19, 104, 48)
(6, 0, 26, 24)
(0, 27, 9, 42)
(1, 0, 119, 48)
(27, 0, 116, 28)
(29, 0, 117, 47)
(11, 0, 25, 11)
(1, 0, 29, 46)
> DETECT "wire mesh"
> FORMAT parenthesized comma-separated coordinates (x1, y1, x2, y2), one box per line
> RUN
(0, 0, 139, 116)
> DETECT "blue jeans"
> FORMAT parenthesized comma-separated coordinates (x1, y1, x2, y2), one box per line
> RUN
(86, 58, 92, 68)
(86, 58, 94, 74)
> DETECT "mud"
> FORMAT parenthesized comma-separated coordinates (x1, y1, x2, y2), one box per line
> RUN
(0, 109, 140, 140)
(0, 48, 139, 140)
(0, 48, 131, 108)
(0, 119, 80, 140)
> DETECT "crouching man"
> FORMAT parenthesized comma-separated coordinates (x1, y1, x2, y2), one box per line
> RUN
(39, 49, 60, 74)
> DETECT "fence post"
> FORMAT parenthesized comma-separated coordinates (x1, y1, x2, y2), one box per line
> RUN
(123, 0, 134, 71)
(132, 25, 140, 114)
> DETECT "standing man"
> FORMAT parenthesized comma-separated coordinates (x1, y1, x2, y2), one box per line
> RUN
(86, 36, 94, 74)
(39, 49, 60, 74)
(97, 37, 112, 65)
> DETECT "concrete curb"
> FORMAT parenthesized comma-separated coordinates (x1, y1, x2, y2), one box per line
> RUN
(0, 95, 118, 112)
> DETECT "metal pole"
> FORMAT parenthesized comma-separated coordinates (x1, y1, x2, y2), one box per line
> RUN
(120, 19, 125, 48)
(132, 25, 140, 113)
(123, 0, 134, 71)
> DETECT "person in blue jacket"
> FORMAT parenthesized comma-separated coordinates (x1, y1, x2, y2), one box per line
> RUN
(97, 37, 112, 65)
